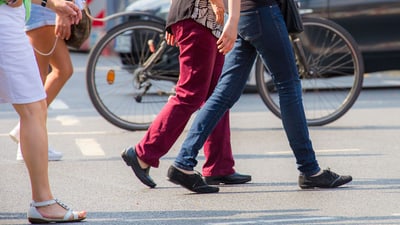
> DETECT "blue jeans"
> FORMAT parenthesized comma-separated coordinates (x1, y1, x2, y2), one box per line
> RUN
(174, 4, 320, 176)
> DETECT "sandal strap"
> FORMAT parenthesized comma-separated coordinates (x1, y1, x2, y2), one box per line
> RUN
(62, 209, 80, 220)
(30, 199, 57, 207)
(54, 199, 71, 210)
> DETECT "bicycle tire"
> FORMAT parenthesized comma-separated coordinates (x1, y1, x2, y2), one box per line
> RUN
(256, 16, 364, 126)
(86, 20, 179, 131)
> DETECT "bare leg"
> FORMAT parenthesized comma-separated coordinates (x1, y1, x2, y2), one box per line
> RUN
(27, 25, 73, 106)
(14, 100, 50, 201)
(13, 100, 86, 219)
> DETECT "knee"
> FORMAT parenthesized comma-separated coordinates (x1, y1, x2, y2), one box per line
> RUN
(15, 100, 47, 121)
(212, 89, 240, 109)
(61, 65, 74, 80)
(52, 64, 74, 81)
(172, 96, 203, 112)
(173, 90, 206, 110)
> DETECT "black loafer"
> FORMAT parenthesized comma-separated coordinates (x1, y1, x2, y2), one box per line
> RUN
(121, 147, 156, 188)
(204, 172, 252, 185)
(299, 168, 352, 189)
(167, 165, 219, 194)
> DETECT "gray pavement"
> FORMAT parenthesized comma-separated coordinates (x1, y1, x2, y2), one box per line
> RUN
(0, 52, 400, 224)
(363, 71, 400, 88)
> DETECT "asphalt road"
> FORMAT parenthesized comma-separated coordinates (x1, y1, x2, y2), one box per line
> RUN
(0, 52, 400, 225)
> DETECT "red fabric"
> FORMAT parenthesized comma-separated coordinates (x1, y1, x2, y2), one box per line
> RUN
(135, 19, 234, 176)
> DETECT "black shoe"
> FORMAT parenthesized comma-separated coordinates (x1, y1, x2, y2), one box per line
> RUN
(299, 168, 352, 189)
(167, 165, 219, 194)
(204, 172, 252, 185)
(121, 147, 156, 188)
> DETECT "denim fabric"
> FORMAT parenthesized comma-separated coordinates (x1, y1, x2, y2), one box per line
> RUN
(174, 5, 320, 176)
(25, 4, 55, 31)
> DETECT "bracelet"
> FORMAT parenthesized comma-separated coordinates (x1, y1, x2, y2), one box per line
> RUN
(41, 0, 47, 7)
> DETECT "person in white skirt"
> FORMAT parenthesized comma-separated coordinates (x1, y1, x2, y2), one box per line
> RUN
(0, 0, 86, 223)
(9, 0, 86, 161)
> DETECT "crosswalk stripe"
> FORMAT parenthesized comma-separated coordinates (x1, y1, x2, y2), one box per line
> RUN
(75, 138, 105, 156)
(265, 149, 360, 155)
(55, 115, 80, 126)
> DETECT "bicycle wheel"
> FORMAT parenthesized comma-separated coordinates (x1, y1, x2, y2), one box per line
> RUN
(256, 16, 364, 126)
(86, 20, 179, 131)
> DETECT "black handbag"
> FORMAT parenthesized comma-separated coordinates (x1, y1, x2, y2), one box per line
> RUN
(278, 0, 304, 34)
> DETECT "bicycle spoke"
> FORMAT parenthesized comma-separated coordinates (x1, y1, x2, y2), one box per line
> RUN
(256, 17, 364, 126)
(86, 21, 179, 130)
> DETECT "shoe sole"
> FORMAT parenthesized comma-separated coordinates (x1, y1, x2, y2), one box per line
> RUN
(205, 178, 252, 185)
(299, 177, 353, 189)
(16, 153, 63, 161)
(16, 157, 62, 161)
(167, 177, 219, 194)
(28, 216, 86, 223)
(48, 156, 63, 161)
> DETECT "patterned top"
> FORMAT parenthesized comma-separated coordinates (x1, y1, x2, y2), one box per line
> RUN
(191, 0, 223, 38)
(166, 0, 223, 38)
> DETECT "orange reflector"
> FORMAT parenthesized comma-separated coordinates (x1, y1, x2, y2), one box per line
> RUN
(148, 40, 155, 53)
(107, 70, 115, 84)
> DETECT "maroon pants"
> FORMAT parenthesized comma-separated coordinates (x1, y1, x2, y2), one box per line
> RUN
(135, 19, 235, 176)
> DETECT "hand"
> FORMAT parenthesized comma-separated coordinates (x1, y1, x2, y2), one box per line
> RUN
(55, 14, 73, 40)
(210, 0, 225, 25)
(216, 20, 237, 55)
(165, 31, 177, 47)
(48, 0, 82, 24)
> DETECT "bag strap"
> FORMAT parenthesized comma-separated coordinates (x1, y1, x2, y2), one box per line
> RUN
(33, 37, 58, 56)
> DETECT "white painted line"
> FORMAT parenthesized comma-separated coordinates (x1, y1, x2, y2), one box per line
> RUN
(0, 130, 125, 137)
(55, 115, 80, 126)
(393, 213, 400, 216)
(265, 149, 360, 155)
(75, 138, 105, 156)
(207, 217, 336, 225)
(383, 80, 400, 85)
(48, 131, 122, 136)
(49, 99, 69, 110)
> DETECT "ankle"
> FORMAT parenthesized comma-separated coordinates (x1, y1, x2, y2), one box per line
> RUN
(137, 157, 149, 169)
(310, 169, 323, 177)
(173, 165, 194, 175)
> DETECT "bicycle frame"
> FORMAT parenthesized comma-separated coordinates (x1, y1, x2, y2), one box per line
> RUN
(290, 34, 311, 76)
(87, 10, 166, 27)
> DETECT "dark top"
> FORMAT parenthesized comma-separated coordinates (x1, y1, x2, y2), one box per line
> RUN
(166, 0, 278, 33)
(241, 0, 277, 11)
(166, 0, 195, 32)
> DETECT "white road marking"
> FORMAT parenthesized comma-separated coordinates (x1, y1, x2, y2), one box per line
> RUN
(1, 130, 124, 137)
(384, 80, 400, 85)
(48, 131, 121, 135)
(75, 138, 105, 156)
(55, 115, 80, 126)
(207, 217, 336, 225)
(49, 99, 69, 110)
(265, 149, 360, 155)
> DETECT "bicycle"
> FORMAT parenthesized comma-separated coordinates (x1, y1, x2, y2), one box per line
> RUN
(86, 13, 363, 131)
(256, 16, 364, 126)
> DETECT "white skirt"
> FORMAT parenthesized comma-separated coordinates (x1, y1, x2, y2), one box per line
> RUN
(0, 4, 46, 104)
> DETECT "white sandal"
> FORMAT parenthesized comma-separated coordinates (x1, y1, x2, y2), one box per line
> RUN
(27, 199, 86, 224)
